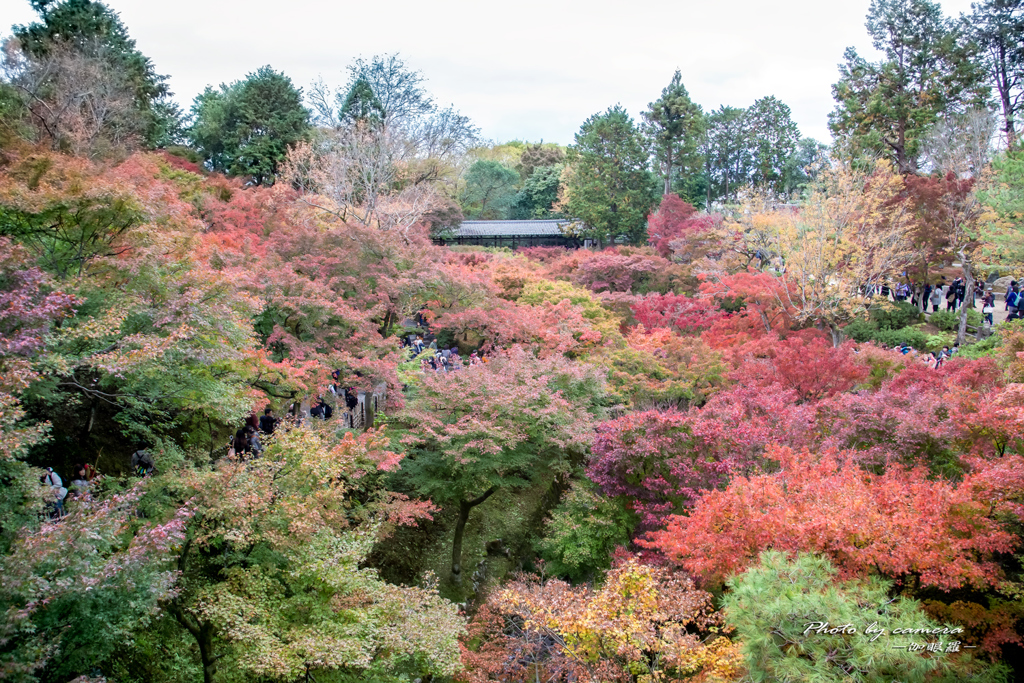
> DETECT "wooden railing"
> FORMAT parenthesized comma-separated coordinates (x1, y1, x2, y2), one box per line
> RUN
(340, 383, 387, 430)
(922, 310, 990, 341)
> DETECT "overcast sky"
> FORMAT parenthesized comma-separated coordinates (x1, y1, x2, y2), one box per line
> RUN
(1, 0, 978, 146)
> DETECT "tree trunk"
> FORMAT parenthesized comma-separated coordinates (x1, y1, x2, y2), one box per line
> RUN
(208, 416, 217, 459)
(956, 252, 975, 347)
(896, 116, 913, 174)
(379, 308, 395, 338)
(705, 159, 712, 210)
(1000, 86, 1016, 145)
(172, 607, 218, 683)
(197, 623, 217, 683)
(997, 43, 1017, 146)
(828, 322, 843, 348)
(451, 487, 497, 585)
(664, 145, 673, 196)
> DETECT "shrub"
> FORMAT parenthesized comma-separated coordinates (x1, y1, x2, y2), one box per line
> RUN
(930, 310, 959, 331)
(163, 145, 204, 165)
(870, 301, 922, 330)
(931, 309, 983, 332)
(872, 327, 929, 350)
(719, 295, 745, 313)
(842, 318, 878, 342)
(844, 319, 931, 351)
(926, 334, 954, 352)
(536, 479, 636, 582)
(959, 333, 1001, 359)
(855, 345, 910, 389)
(433, 328, 457, 350)
(723, 551, 1009, 683)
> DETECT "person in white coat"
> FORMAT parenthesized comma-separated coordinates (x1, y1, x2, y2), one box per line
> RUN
(42, 467, 67, 518)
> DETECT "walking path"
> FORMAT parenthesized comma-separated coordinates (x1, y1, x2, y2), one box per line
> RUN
(922, 294, 1016, 338)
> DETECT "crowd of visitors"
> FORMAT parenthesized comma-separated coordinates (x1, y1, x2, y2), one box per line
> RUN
(864, 277, 1023, 328)
(882, 276, 973, 312)
(860, 276, 1024, 373)
(224, 373, 364, 458)
(865, 277, 1023, 369)
(877, 277, 1021, 322)
(416, 347, 489, 373)
(885, 341, 961, 369)
(402, 327, 490, 374)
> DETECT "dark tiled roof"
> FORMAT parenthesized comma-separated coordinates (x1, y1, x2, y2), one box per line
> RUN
(455, 220, 571, 237)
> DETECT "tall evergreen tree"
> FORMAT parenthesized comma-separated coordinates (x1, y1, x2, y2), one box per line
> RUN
(782, 137, 830, 195)
(702, 105, 751, 205)
(460, 160, 520, 219)
(510, 164, 564, 219)
(338, 76, 384, 127)
(747, 96, 801, 197)
(564, 106, 659, 246)
(830, 0, 990, 173)
(643, 70, 705, 195)
(967, 0, 1024, 144)
(189, 66, 310, 186)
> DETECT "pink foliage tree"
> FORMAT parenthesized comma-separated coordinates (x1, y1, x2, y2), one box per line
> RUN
(587, 382, 815, 529)
(0, 486, 190, 678)
(698, 270, 798, 353)
(0, 239, 78, 359)
(630, 292, 726, 334)
(646, 194, 719, 260)
(572, 250, 664, 293)
(728, 336, 870, 402)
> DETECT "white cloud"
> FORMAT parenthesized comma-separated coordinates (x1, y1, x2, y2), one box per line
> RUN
(0, 0, 978, 145)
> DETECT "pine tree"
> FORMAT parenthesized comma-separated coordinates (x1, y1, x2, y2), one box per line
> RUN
(747, 95, 801, 197)
(702, 105, 751, 205)
(967, 0, 1024, 144)
(339, 76, 384, 127)
(643, 70, 705, 196)
(830, 0, 990, 173)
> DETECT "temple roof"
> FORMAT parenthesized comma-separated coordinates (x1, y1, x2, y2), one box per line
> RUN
(454, 220, 572, 237)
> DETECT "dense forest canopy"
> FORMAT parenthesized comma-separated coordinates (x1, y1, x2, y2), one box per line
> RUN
(1, 0, 1024, 682)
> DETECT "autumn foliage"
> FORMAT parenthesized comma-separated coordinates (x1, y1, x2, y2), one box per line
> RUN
(460, 557, 743, 683)
(644, 445, 1024, 591)
(2, 107, 1024, 683)
(630, 292, 725, 333)
(646, 194, 720, 261)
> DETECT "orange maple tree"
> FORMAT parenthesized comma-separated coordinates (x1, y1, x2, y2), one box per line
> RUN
(645, 444, 1024, 591)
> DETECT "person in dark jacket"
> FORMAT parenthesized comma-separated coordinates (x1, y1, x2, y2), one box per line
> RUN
(232, 428, 250, 455)
(311, 397, 333, 420)
(246, 426, 263, 456)
(259, 407, 277, 435)
(344, 388, 358, 411)
(131, 449, 155, 475)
